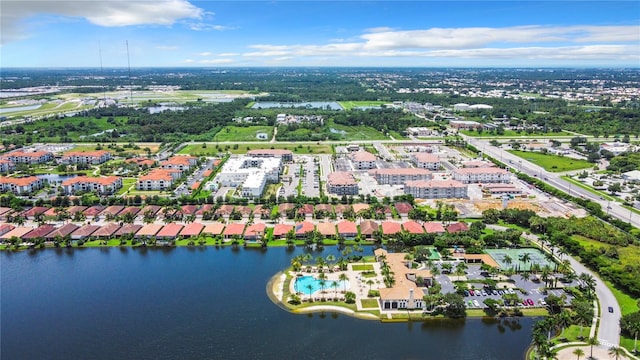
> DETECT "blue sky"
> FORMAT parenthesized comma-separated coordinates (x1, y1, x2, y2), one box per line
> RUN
(1, 1, 639, 67)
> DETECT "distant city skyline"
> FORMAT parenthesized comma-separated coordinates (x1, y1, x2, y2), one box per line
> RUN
(1, 1, 639, 68)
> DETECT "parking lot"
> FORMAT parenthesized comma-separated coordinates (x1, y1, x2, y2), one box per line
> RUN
(435, 264, 575, 310)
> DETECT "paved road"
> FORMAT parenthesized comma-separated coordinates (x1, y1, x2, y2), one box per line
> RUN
(523, 233, 621, 347)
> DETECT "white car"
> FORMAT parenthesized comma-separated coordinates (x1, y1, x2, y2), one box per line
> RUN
(473, 300, 480, 307)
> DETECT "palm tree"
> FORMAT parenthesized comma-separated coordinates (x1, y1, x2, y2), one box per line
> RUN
(572, 348, 584, 360)
(305, 284, 314, 301)
(519, 253, 532, 272)
(608, 346, 623, 360)
(554, 310, 572, 337)
(503, 254, 513, 269)
(441, 262, 453, 275)
(587, 337, 599, 359)
(366, 279, 374, 291)
(578, 273, 596, 298)
(331, 281, 339, 299)
(520, 271, 531, 283)
(455, 261, 468, 281)
(326, 254, 336, 270)
(339, 273, 348, 293)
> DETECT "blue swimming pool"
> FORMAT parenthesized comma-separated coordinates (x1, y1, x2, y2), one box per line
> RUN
(294, 276, 349, 295)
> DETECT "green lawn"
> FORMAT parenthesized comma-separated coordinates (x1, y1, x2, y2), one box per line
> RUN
(117, 178, 137, 195)
(352, 264, 374, 271)
(460, 129, 574, 138)
(508, 150, 594, 172)
(178, 143, 333, 155)
(337, 101, 388, 110)
(360, 299, 379, 308)
(388, 130, 408, 140)
(326, 120, 389, 140)
(213, 126, 273, 142)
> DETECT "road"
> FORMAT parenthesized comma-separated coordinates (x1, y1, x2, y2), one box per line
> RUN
(523, 233, 621, 348)
(463, 136, 640, 229)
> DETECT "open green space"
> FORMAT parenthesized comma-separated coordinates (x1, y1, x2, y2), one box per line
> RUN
(387, 130, 409, 140)
(178, 143, 333, 156)
(212, 126, 273, 142)
(460, 129, 574, 138)
(352, 264, 374, 271)
(337, 101, 388, 110)
(117, 178, 137, 195)
(325, 120, 389, 141)
(360, 299, 379, 308)
(508, 150, 594, 172)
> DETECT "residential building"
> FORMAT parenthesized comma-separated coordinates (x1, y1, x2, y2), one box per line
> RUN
(161, 155, 198, 172)
(61, 176, 122, 195)
(404, 179, 468, 199)
(351, 151, 377, 170)
(0, 150, 53, 164)
(0, 159, 15, 173)
(327, 172, 359, 195)
(60, 150, 111, 165)
(137, 169, 181, 190)
(215, 156, 281, 198)
(0, 176, 44, 194)
(411, 153, 440, 170)
(453, 167, 510, 184)
(369, 168, 432, 185)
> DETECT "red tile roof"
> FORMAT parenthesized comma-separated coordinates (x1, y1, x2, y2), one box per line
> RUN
(83, 205, 104, 216)
(295, 221, 315, 235)
(101, 205, 124, 217)
(424, 222, 445, 234)
(136, 224, 163, 237)
(119, 206, 141, 217)
(273, 224, 294, 237)
(316, 222, 336, 236)
(0, 176, 42, 187)
(61, 175, 121, 186)
(23, 224, 56, 239)
(113, 224, 142, 237)
(202, 223, 225, 235)
(22, 206, 48, 217)
(402, 221, 424, 234)
(337, 220, 357, 235)
(181, 205, 199, 215)
(46, 223, 79, 239)
(447, 222, 469, 233)
(351, 151, 376, 162)
(92, 223, 121, 237)
(244, 223, 267, 238)
(71, 225, 100, 238)
(359, 220, 379, 235)
(180, 222, 204, 237)
(381, 221, 402, 235)
(223, 223, 245, 236)
(394, 202, 413, 214)
(156, 223, 183, 238)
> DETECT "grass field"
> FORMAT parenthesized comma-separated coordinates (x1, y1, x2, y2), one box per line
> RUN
(388, 130, 408, 140)
(460, 129, 574, 138)
(71, 143, 161, 156)
(508, 150, 594, 172)
(117, 178, 138, 195)
(325, 120, 389, 140)
(337, 101, 389, 110)
(213, 126, 273, 142)
(178, 143, 333, 155)
(352, 264, 374, 271)
(360, 299, 379, 308)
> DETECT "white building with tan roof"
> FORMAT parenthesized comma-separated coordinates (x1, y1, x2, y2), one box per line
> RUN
(350, 151, 377, 170)
(136, 169, 182, 190)
(327, 172, 359, 195)
(0, 176, 44, 194)
(369, 168, 432, 185)
(404, 179, 468, 199)
(60, 150, 111, 165)
(411, 153, 440, 170)
(62, 176, 122, 195)
(453, 167, 510, 184)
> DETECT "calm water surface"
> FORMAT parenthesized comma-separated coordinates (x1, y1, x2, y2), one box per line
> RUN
(2, 247, 534, 359)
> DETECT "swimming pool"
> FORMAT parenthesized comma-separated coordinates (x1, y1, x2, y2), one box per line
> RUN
(294, 276, 349, 295)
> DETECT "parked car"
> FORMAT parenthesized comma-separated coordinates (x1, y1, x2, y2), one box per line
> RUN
(473, 300, 480, 307)
(468, 289, 474, 296)
(464, 290, 470, 296)
(608, 306, 614, 313)
(481, 290, 487, 296)
(468, 300, 474, 307)
(522, 300, 529, 306)
(527, 299, 534, 306)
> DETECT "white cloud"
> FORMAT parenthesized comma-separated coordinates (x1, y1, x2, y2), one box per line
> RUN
(218, 52, 239, 57)
(198, 58, 234, 64)
(241, 25, 640, 63)
(198, 52, 213, 57)
(187, 23, 235, 31)
(1, 0, 204, 44)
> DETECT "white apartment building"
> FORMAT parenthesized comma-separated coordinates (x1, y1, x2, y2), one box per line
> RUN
(404, 180, 468, 199)
(369, 168, 432, 185)
(453, 167, 510, 184)
(216, 156, 282, 198)
(411, 153, 440, 170)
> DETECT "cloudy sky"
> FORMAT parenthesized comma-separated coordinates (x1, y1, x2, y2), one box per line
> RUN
(1, 1, 639, 67)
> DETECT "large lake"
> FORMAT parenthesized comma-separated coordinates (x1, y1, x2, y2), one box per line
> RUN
(1, 247, 534, 359)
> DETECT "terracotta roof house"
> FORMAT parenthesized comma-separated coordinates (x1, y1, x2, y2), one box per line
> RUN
(235, 205, 253, 217)
(244, 223, 267, 241)
(403, 221, 424, 234)
(316, 222, 336, 237)
(22, 206, 49, 219)
(43, 207, 58, 218)
(101, 205, 124, 218)
(71, 225, 100, 240)
(424, 222, 446, 234)
(334, 204, 351, 216)
(119, 206, 141, 218)
(140, 205, 162, 217)
(252, 205, 271, 219)
(195, 204, 215, 217)
(180, 223, 204, 238)
(0, 207, 13, 219)
(45, 223, 79, 240)
(0, 223, 15, 236)
(314, 204, 333, 214)
(273, 224, 294, 239)
(381, 221, 402, 235)
(278, 203, 295, 214)
(156, 223, 183, 240)
(67, 206, 87, 216)
(216, 204, 235, 217)
(23, 224, 56, 241)
(202, 223, 225, 236)
(337, 220, 357, 239)
(180, 205, 199, 216)
(394, 202, 413, 215)
(359, 220, 379, 239)
(0, 226, 32, 241)
(126, 158, 157, 168)
(223, 223, 245, 239)
(113, 224, 142, 237)
(295, 221, 315, 238)
(135, 224, 163, 239)
(83, 205, 104, 218)
(297, 204, 314, 216)
(92, 223, 121, 239)
(352, 203, 370, 214)
(447, 222, 469, 233)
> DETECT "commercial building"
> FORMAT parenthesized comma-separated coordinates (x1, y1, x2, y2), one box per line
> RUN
(404, 179, 468, 199)
(247, 149, 293, 162)
(215, 156, 281, 198)
(327, 172, 359, 195)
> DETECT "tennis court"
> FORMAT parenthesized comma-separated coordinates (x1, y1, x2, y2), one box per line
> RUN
(484, 248, 553, 271)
